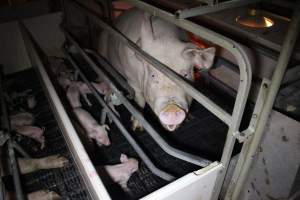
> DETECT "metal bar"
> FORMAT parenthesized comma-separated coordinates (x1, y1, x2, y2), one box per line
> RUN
(65, 51, 175, 181)
(227, 4, 300, 200)
(11, 141, 30, 158)
(64, 29, 212, 167)
(0, 68, 25, 200)
(0, 177, 5, 200)
(235, 78, 270, 143)
(175, 0, 260, 19)
(19, 21, 112, 200)
(84, 49, 135, 99)
(7, 141, 25, 200)
(225, 79, 269, 198)
(69, 0, 233, 127)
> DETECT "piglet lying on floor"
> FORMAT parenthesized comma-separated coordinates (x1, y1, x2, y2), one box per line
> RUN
(103, 154, 139, 191)
(18, 154, 69, 174)
(27, 190, 61, 200)
(10, 112, 34, 129)
(73, 107, 110, 146)
(14, 126, 45, 149)
(4, 155, 68, 200)
(6, 190, 61, 200)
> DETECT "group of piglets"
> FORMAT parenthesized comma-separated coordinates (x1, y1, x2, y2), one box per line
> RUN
(50, 57, 139, 192)
(7, 89, 45, 149)
(4, 87, 69, 199)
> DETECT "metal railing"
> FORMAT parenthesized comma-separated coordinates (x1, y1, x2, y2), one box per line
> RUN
(64, 30, 212, 166)
(226, 5, 300, 199)
(64, 0, 253, 198)
(64, 50, 176, 181)
(175, 0, 260, 19)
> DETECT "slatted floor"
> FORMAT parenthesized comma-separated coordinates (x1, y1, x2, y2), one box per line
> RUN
(4, 69, 91, 200)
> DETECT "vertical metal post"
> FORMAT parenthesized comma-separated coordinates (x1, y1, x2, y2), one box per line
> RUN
(226, 4, 300, 200)
(11, 141, 30, 158)
(7, 142, 25, 200)
(0, 177, 5, 200)
(0, 67, 25, 200)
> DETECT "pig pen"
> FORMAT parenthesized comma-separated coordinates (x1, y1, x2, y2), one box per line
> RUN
(15, 14, 253, 200)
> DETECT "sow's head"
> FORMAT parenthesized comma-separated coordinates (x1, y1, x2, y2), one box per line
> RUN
(137, 12, 216, 131)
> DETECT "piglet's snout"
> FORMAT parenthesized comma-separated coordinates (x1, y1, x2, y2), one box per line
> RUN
(102, 138, 111, 146)
(159, 104, 186, 126)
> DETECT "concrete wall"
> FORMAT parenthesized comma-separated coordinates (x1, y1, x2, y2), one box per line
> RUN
(0, 12, 64, 75)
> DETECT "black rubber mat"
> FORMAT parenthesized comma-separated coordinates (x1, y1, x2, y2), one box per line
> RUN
(4, 69, 91, 200)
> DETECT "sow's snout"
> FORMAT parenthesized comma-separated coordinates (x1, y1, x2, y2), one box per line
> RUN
(158, 104, 186, 131)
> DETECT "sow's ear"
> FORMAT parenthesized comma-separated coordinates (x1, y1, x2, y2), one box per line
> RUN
(182, 45, 216, 70)
(140, 12, 156, 43)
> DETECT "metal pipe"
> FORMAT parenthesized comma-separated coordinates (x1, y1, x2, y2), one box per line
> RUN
(175, 0, 260, 19)
(8, 142, 25, 200)
(84, 49, 135, 99)
(64, 29, 212, 167)
(65, 51, 175, 181)
(0, 68, 25, 200)
(0, 178, 5, 200)
(228, 4, 300, 200)
(11, 141, 30, 158)
(68, 0, 234, 127)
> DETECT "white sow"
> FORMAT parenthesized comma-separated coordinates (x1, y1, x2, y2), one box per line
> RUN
(99, 8, 216, 131)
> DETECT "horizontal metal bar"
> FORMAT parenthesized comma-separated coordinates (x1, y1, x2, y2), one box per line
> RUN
(65, 50, 175, 181)
(84, 49, 135, 99)
(19, 21, 112, 200)
(64, 29, 212, 167)
(175, 0, 260, 19)
(69, 0, 233, 126)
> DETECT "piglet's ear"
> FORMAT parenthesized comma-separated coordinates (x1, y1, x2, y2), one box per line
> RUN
(182, 46, 216, 70)
(120, 154, 128, 163)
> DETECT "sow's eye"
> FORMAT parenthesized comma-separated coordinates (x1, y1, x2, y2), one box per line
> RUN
(180, 69, 192, 79)
(150, 71, 159, 84)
